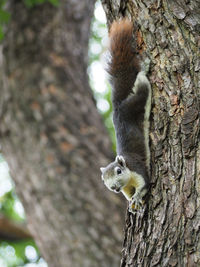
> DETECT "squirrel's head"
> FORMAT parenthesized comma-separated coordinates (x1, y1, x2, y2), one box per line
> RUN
(100, 155, 131, 193)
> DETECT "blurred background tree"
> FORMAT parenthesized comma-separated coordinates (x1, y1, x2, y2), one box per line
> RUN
(0, 0, 120, 266)
(0, 152, 45, 267)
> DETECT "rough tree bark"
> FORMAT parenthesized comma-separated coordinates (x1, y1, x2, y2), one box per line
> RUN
(102, 0, 200, 266)
(0, 1, 126, 266)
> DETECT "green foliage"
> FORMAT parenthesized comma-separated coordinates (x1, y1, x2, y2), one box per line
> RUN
(48, 0, 59, 6)
(0, 0, 10, 40)
(88, 1, 116, 151)
(0, 154, 42, 266)
(0, 9, 10, 23)
(24, 0, 59, 8)
(88, 18, 106, 63)
(0, 191, 25, 222)
(24, 0, 46, 7)
(0, 240, 40, 267)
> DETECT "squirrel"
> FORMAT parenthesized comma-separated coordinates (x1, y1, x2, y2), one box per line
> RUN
(100, 19, 151, 213)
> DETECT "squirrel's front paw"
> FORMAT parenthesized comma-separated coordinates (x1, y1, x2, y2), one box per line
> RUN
(129, 193, 144, 213)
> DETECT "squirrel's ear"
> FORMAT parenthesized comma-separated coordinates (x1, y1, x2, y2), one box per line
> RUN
(115, 155, 126, 167)
(100, 167, 105, 173)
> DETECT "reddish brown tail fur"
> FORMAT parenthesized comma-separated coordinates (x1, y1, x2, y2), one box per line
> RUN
(108, 19, 140, 103)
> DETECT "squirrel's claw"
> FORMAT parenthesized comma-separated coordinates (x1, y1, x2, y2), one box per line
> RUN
(129, 193, 144, 213)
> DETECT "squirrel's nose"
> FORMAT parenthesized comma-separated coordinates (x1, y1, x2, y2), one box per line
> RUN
(111, 185, 120, 192)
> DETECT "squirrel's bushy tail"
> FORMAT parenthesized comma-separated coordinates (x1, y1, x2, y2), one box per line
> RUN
(108, 19, 140, 102)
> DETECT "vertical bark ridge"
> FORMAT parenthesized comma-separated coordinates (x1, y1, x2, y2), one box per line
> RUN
(0, 1, 125, 266)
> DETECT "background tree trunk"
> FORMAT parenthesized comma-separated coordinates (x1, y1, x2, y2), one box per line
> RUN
(102, 0, 200, 266)
(0, 1, 125, 266)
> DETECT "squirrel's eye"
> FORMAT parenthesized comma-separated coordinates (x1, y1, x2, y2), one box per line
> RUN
(117, 168, 122, 175)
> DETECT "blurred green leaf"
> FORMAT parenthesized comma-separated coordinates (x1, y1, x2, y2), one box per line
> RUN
(0, 191, 25, 222)
(0, 0, 6, 9)
(0, 26, 4, 41)
(23, 0, 34, 8)
(0, 240, 39, 267)
(0, 0, 10, 42)
(24, 0, 45, 7)
(24, 0, 59, 7)
(0, 10, 10, 24)
(48, 0, 59, 6)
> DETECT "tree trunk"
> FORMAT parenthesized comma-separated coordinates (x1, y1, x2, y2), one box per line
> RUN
(0, 1, 125, 266)
(102, 0, 200, 266)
